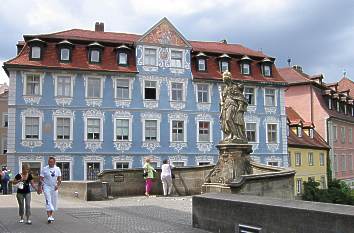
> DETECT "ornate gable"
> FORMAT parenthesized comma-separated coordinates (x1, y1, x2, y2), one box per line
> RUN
(138, 17, 191, 48)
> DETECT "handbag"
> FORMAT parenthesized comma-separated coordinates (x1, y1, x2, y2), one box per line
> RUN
(143, 171, 148, 177)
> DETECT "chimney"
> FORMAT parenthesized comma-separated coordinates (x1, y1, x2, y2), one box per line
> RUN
(292, 65, 303, 73)
(95, 22, 100, 31)
(16, 41, 24, 55)
(95, 22, 104, 32)
(219, 39, 227, 44)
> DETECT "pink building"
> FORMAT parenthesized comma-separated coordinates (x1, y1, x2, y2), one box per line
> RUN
(279, 66, 354, 187)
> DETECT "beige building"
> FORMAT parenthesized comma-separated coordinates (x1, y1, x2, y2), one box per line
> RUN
(0, 83, 8, 167)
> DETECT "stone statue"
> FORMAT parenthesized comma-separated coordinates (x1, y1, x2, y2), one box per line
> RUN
(220, 71, 248, 144)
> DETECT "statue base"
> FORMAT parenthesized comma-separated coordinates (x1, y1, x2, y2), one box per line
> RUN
(204, 143, 253, 185)
(201, 183, 231, 194)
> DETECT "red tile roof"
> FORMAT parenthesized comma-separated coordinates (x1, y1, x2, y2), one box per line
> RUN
(286, 107, 330, 149)
(338, 77, 354, 98)
(278, 67, 312, 84)
(5, 28, 286, 83)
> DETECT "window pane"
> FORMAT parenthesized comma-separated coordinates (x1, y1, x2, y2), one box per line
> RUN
(116, 119, 129, 140)
(221, 61, 228, 72)
(197, 84, 209, 103)
(172, 120, 184, 142)
(199, 121, 210, 142)
(144, 48, 157, 66)
(263, 65, 271, 76)
(246, 123, 256, 142)
(198, 59, 206, 71)
(171, 82, 183, 101)
(171, 51, 183, 68)
(244, 87, 255, 105)
(116, 79, 129, 99)
(119, 53, 127, 65)
(26, 74, 41, 95)
(31, 46, 41, 59)
(60, 48, 70, 61)
(90, 50, 100, 62)
(265, 89, 275, 106)
(87, 78, 101, 98)
(267, 124, 277, 143)
(57, 76, 71, 97)
(241, 63, 250, 75)
(145, 120, 157, 140)
(145, 81, 157, 100)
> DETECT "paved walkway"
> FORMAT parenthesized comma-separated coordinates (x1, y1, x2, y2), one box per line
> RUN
(0, 194, 209, 233)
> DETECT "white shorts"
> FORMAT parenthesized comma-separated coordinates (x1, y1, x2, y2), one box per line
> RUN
(43, 187, 58, 211)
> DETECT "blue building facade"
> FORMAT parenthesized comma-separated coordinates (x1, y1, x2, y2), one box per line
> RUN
(4, 18, 288, 180)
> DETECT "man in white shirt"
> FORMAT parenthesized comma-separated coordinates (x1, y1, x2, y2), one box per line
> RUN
(39, 157, 61, 223)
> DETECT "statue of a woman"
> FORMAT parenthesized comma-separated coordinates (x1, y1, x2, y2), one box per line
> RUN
(220, 71, 248, 144)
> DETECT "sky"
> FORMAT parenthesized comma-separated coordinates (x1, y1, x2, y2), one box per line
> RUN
(0, 0, 354, 84)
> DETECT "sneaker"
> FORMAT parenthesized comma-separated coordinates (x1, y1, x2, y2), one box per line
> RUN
(19, 219, 24, 223)
(26, 220, 32, 225)
(47, 217, 52, 224)
(49, 216, 55, 222)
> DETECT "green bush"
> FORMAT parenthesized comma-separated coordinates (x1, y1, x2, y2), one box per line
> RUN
(302, 179, 354, 205)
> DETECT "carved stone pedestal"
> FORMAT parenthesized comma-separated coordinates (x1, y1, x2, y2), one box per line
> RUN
(202, 143, 252, 193)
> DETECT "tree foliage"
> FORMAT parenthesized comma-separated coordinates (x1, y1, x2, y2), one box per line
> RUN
(302, 179, 354, 205)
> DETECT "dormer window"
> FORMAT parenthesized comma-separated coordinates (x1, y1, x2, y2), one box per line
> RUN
(198, 59, 206, 71)
(219, 54, 230, 73)
(90, 49, 100, 63)
(88, 42, 104, 64)
(241, 63, 250, 75)
(57, 40, 74, 63)
(115, 44, 130, 66)
(328, 98, 332, 109)
(297, 126, 302, 137)
(220, 61, 229, 73)
(60, 48, 70, 61)
(261, 58, 273, 77)
(31, 46, 41, 59)
(196, 52, 208, 72)
(118, 52, 128, 65)
(240, 55, 252, 75)
(309, 128, 314, 138)
(28, 38, 46, 60)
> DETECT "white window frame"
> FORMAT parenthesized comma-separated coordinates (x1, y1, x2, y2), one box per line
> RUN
(196, 120, 212, 142)
(198, 59, 206, 71)
(114, 77, 132, 100)
(118, 52, 128, 65)
(143, 79, 159, 101)
(333, 125, 338, 142)
(90, 49, 100, 63)
(263, 64, 271, 77)
(266, 123, 278, 144)
(349, 128, 353, 144)
(336, 101, 340, 112)
(297, 126, 302, 137)
(170, 81, 185, 102)
(84, 156, 104, 181)
(220, 61, 229, 72)
(296, 178, 303, 194)
(54, 74, 74, 97)
(142, 118, 161, 142)
(114, 161, 130, 169)
(31, 46, 41, 59)
(170, 120, 187, 142)
(264, 88, 277, 107)
(19, 160, 43, 174)
(53, 116, 74, 141)
(170, 49, 184, 68)
(340, 126, 346, 144)
(328, 98, 332, 109)
(143, 46, 158, 66)
(113, 117, 132, 142)
(1, 136, 7, 154)
(295, 152, 302, 166)
(23, 73, 44, 96)
(55, 156, 74, 181)
(244, 86, 256, 106)
(22, 116, 42, 140)
(172, 161, 186, 167)
(308, 152, 314, 166)
(245, 122, 258, 143)
(309, 128, 314, 138)
(2, 113, 8, 128)
(85, 76, 104, 99)
(320, 153, 325, 166)
(60, 48, 70, 61)
(196, 83, 211, 104)
(342, 155, 346, 172)
(267, 161, 279, 167)
(84, 117, 103, 142)
(241, 63, 250, 75)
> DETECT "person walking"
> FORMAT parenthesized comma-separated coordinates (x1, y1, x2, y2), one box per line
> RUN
(161, 159, 173, 196)
(38, 157, 62, 223)
(143, 158, 156, 197)
(13, 164, 38, 224)
(1, 166, 10, 195)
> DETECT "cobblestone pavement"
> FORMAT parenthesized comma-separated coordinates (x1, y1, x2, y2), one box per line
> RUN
(0, 194, 210, 233)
